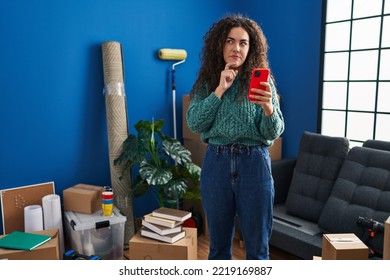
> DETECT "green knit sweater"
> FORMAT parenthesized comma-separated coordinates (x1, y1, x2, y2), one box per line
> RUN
(186, 79, 284, 147)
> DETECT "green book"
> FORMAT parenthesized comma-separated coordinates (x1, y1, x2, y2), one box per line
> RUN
(0, 231, 52, 251)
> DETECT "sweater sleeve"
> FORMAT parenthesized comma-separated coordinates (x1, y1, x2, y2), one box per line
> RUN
(186, 91, 221, 134)
(259, 80, 285, 140)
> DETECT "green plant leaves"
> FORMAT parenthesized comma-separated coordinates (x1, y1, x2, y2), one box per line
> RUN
(163, 179, 188, 201)
(185, 162, 201, 179)
(115, 118, 202, 205)
(139, 159, 172, 186)
(162, 140, 192, 165)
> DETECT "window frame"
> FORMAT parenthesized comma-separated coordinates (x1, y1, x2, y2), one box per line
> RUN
(318, 0, 390, 146)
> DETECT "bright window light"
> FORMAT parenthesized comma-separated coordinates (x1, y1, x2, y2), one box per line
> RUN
(348, 82, 376, 111)
(326, 0, 352, 22)
(346, 112, 374, 141)
(353, 0, 383, 18)
(320, 1, 389, 143)
(325, 22, 350, 51)
(376, 114, 390, 140)
(349, 50, 378, 80)
(321, 111, 346, 137)
(324, 52, 349, 80)
(322, 82, 347, 109)
(386, 0, 390, 14)
(382, 16, 390, 48)
(377, 83, 390, 112)
(351, 18, 381, 50)
(379, 50, 390, 80)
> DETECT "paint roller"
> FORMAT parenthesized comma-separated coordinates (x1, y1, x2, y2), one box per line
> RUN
(158, 48, 187, 139)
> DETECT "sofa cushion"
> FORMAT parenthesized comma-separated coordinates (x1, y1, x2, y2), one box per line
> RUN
(363, 139, 390, 152)
(318, 146, 390, 256)
(285, 131, 349, 222)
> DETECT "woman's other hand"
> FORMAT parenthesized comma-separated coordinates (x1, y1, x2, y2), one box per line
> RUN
(248, 82, 274, 116)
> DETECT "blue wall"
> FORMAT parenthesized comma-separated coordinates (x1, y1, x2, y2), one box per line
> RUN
(257, 0, 323, 157)
(0, 0, 322, 234)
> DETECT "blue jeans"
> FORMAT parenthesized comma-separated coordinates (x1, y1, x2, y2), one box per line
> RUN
(200, 143, 274, 260)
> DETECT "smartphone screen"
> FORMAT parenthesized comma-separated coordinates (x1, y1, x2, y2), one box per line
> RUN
(248, 68, 270, 102)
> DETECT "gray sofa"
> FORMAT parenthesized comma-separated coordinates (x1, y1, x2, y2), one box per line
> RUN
(270, 131, 390, 260)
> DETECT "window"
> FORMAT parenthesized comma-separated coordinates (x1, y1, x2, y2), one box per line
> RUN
(319, 0, 390, 147)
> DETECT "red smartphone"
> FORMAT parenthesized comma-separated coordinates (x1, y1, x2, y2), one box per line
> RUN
(248, 68, 270, 102)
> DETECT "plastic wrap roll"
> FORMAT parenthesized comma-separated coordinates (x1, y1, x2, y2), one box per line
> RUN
(24, 205, 44, 233)
(42, 194, 64, 258)
(158, 48, 187, 60)
(102, 41, 135, 246)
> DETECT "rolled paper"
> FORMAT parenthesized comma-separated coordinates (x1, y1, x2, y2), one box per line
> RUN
(158, 48, 187, 60)
(42, 194, 65, 258)
(24, 205, 44, 233)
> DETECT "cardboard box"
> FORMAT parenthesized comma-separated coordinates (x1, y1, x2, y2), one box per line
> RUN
(269, 137, 282, 161)
(129, 227, 197, 260)
(63, 184, 103, 214)
(0, 229, 59, 260)
(384, 216, 390, 260)
(322, 233, 368, 260)
(64, 207, 126, 260)
(182, 94, 201, 141)
(183, 139, 208, 167)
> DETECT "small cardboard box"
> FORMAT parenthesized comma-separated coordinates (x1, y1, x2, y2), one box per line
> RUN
(0, 229, 59, 260)
(384, 216, 390, 260)
(129, 227, 197, 260)
(183, 138, 208, 167)
(269, 137, 282, 161)
(63, 184, 103, 214)
(182, 94, 201, 142)
(322, 233, 368, 260)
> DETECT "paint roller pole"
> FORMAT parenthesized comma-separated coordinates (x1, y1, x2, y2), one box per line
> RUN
(158, 48, 187, 139)
(172, 60, 185, 139)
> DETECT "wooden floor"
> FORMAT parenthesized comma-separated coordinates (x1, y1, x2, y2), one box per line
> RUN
(197, 234, 301, 260)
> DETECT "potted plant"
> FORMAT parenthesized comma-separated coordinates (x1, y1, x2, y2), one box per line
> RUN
(114, 118, 201, 209)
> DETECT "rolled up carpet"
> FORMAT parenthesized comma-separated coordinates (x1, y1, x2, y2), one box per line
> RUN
(101, 41, 135, 246)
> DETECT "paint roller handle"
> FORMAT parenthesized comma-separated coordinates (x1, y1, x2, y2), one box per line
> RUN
(172, 68, 176, 91)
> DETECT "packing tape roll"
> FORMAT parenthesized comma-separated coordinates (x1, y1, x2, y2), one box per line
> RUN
(158, 48, 187, 60)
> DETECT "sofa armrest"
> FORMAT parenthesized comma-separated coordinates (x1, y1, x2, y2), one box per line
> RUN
(272, 158, 296, 205)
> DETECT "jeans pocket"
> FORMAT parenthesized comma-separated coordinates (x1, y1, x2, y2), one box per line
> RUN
(257, 146, 272, 178)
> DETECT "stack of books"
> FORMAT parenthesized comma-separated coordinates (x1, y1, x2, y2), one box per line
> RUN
(140, 207, 192, 244)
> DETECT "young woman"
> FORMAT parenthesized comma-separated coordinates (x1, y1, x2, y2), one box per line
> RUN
(186, 14, 284, 260)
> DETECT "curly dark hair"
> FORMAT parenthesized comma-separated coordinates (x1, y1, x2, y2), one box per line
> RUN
(190, 14, 271, 100)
